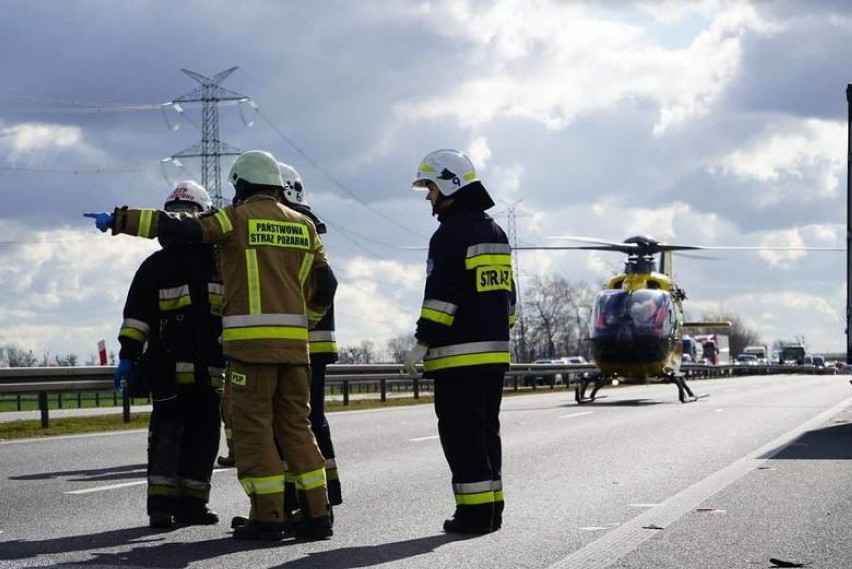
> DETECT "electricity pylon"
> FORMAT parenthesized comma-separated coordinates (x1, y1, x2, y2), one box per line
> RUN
(504, 201, 529, 362)
(168, 67, 249, 207)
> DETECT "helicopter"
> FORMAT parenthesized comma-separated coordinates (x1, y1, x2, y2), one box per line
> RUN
(516, 235, 733, 404)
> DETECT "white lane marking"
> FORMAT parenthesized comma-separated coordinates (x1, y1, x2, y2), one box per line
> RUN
(579, 527, 609, 532)
(0, 429, 146, 445)
(63, 467, 233, 495)
(66, 480, 146, 494)
(546, 395, 852, 569)
(409, 435, 440, 442)
(628, 504, 658, 508)
(560, 412, 593, 419)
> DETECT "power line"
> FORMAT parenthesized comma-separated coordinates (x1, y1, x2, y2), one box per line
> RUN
(254, 107, 426, 240)
(0, 165, 148, 174)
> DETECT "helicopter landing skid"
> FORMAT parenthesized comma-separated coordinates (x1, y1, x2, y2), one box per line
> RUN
(670, 374, 702, 404)
(575, 374, 609, 405)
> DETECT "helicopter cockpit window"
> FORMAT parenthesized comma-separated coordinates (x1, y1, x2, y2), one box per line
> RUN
(590, 289, 675, 338)
(591, 290, 628, 335)
(629, 290, 674, 333)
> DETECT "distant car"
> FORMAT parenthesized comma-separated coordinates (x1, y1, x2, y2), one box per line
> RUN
(559, 356, 588, 365)
(803, 354, 836, 374)
(523, 359, 561, 387)
(734, 354, 759, 366)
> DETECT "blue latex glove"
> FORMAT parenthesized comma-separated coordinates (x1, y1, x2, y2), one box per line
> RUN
(114, 359, 134, 392)
(83, 212, 114, 233)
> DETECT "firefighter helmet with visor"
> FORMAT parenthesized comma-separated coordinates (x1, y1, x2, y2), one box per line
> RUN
(228, 150, 284, 188)
(163, 180, 213, 213)
(278, 162, 309, 208)
(412, 149, 479, 197)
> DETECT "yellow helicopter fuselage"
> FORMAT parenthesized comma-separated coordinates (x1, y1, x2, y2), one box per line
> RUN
(590, 271, 683, 379)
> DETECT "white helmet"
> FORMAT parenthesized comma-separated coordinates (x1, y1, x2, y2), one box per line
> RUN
(413, 149, 479, 197)
(228, 150, 284, 188)
(164, 180, 213, 212)
(278, 162, 309, 207)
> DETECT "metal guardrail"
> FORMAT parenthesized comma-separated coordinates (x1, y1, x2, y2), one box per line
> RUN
(0, 363, 597, 428)
(0, 361, 840, 428)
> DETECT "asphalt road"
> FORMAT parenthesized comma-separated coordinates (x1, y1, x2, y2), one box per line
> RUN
(1, 373, 850, 569)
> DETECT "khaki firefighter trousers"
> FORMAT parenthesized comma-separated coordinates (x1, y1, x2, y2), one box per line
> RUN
(229, 360, 329, 522)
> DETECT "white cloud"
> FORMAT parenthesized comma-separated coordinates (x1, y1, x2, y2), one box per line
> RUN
(333, 256, 423, 351)
(711, 118, 845, 203)
(0, 122, 105, 163)
(393, 0, 768, 136)
(0, 222, 158, 358)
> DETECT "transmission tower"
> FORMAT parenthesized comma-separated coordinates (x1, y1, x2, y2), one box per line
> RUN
(169, 67, 248, 207)
(504, 201, 528, 362)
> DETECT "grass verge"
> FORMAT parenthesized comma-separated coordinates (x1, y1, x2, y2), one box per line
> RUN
(0, 394, 440, 441)
(0, 385, 568, 441)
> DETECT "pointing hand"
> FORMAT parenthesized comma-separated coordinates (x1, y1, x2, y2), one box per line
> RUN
(83, 212, 114, 233)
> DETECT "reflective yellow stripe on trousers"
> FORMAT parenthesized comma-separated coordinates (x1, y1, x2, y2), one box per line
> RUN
(240, 474, 286, 496)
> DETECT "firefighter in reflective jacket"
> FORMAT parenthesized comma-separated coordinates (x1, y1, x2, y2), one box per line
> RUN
(221, 162, 344, 513)
(85, 149, 337, 542)
(277, 162, 344, 506)
(403, 149, 516, 534)
(115, 180, 225, 530)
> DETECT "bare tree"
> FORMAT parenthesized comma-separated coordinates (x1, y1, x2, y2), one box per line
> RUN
(338, 340, 377, 364)
(0, 343, 39, 367)
(522, 276, 597, 362)
(386, 333, 416, 363)
(54, 354, 78, 367)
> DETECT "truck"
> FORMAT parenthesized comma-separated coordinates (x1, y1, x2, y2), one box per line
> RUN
(693, 333, 731, 365)
(682, 335, 701, 363)
(778, 341, 806, 365)
(741, 345, 769, 365)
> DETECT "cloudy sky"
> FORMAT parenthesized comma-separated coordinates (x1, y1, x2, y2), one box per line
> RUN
(1, 0, 850, 363)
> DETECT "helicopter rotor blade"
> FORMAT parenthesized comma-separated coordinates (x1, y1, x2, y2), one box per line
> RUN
(673, 251, 723, 260)
(547, 235, 636, 248)
(694, 245, 844, 251)
(513, 245, 636, 252)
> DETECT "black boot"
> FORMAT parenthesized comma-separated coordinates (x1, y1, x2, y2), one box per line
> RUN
(443, 503, 494, 534)
(149, 512, 175, 529)
(232, 509, 300, 534)
(174, 497, 219, 525)
(232, 520, 286, 542)
(174, 505, 219, 525)
(216, 454, 235, 467)
(295, 515, 333, 540)
(147, 494, 178, 530)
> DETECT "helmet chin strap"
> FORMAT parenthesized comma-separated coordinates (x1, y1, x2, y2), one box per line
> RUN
(432, 192, 449, 216)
